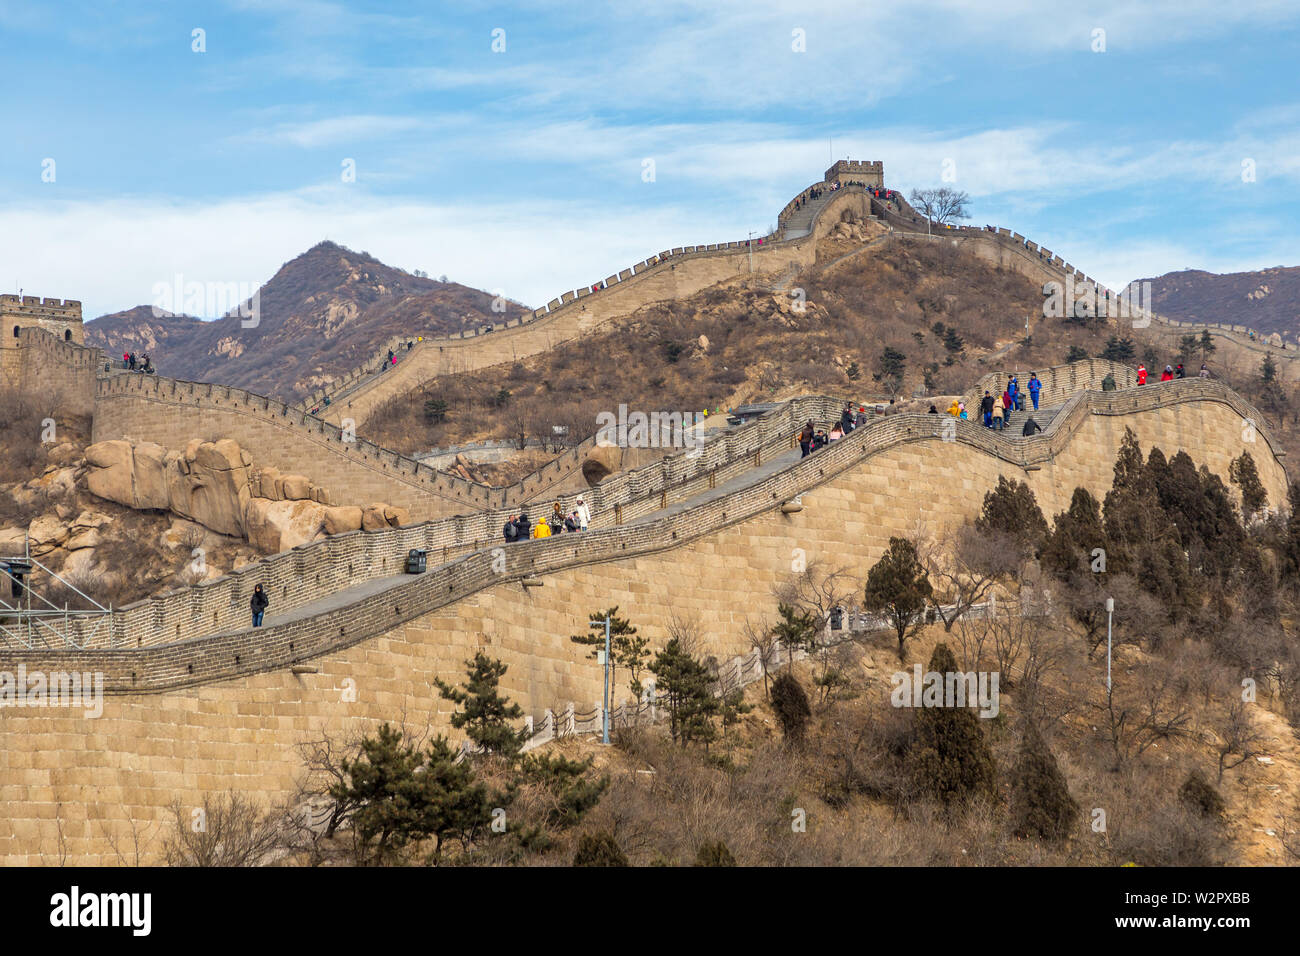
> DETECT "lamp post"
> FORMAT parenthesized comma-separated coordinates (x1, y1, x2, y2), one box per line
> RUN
(591, 616, 611, 744)
(1105, 597, 1114, 693)
(748, 231, 755, 274)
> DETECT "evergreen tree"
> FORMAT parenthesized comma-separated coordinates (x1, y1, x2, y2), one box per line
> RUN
(570, 607, 651, 698)
(1200, 329, 1216, 360)
(1066, 345, 1090, 363)
(1009, 725, 1079, 842)
(906, 644, 997, 807)
(1262, 352, 1278, 384)
(1179, 769, 1226, 818)
(694, 840, 737, 866)
(331, 724, 495, 864)
(650, 638, 720, 747)
(1041, 487, 1106, 583)
(770, 671, 813, 744)
(770, 602, 819, 662)
(864, 537, 934, 661)
(1101, 336, 1136, 363)
(975, 476, 1049, 556)
(435, 653, 526, 758)
(573, 831, 629, 866)
(517, 753, 609, 834)
(1229, 451, 1268, 520)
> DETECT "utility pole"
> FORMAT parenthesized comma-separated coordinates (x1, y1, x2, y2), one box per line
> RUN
(591, 616, 612, 744)
(748, 231, 755, 273)
(1105, 597, 1114, 693)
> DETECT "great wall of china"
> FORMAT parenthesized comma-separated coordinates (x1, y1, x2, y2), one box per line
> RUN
(0, 167, 1292, 865)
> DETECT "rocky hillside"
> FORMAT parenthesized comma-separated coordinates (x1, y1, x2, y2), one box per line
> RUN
(1127, 264, 1300, 336)
(83, 241, 530, 400)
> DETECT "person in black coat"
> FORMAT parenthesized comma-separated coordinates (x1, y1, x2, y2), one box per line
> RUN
(514, 512, 531, 540)
(250, 584, 269, 627)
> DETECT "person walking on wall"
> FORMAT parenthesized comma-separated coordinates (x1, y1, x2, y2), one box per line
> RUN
(250, 584, 269, 628)
(1028, 373, 1042, 410)
(980, 391, 994, 427)
(799, 420, 814, 457)
(532, 517, 552, 539)
(992, 394, 1005, 430)
(1160, 365, 1174, 382)
(575, 495, 591, 531)
(1136, 363, 1148, 385)
(503, 514, 518, 544)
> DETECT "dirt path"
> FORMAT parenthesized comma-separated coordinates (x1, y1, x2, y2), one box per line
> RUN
(1226, 705, 1300, 864)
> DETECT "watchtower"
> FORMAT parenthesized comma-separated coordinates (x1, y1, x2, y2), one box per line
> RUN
(825, 159, 883, 188)
(1, 295, 84, 349)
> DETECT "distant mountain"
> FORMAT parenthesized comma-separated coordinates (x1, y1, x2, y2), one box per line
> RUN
(84, 241, 529, 400)
(1126, 264, 1300, 336)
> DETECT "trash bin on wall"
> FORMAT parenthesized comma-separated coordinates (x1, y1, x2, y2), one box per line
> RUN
(405, 549, 428, 574)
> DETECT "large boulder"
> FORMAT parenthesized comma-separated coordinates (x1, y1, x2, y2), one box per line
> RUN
(323, 506, 363, 535)
(84, 440, 135, 507)
(132, 442, 171, 510)
(27, 513, 69, 556)
(280, 474, 313, 501)
(165, 442, 252, 537)
(361, 503, 390, 532)
(244, 498, 328, 553)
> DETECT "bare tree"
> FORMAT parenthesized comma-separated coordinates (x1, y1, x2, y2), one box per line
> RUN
(919, 524, 1006, 631)
(742, 614, 778, 699)
(161, 791, 287, 867)
(1213, 700, 1266, 783)
(908, 187, 971, 227)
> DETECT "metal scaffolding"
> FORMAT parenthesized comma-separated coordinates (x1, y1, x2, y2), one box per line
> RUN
(0, 539, 112, 649)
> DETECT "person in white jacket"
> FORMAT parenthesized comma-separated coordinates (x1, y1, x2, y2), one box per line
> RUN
(575, 495, 592, 531)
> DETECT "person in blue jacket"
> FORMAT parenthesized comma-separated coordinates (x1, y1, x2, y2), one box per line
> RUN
(1028, 373, 1042, 411)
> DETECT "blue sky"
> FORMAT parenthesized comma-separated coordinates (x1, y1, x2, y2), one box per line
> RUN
(2, 0, 1299, 319)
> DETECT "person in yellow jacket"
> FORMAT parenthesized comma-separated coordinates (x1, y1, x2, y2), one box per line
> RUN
(532, 518, 551, 539)
(947, 399, 961, 417)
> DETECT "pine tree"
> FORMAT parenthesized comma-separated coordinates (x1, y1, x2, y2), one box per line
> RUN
(570, 607, 650, 698)
(330, 723, 495, 864)
(435, 652, 526, 758)
(976, 476, 1049, 553)
(1229, 451, 1268, 519)
(650, 638, 719, 747)
(1010, 725, 1079, 842)
(907, 644, 997, 807)
(864, 537, 934, 661)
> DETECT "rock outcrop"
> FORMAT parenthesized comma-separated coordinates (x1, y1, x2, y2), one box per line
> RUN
(82, 437, 408, 553)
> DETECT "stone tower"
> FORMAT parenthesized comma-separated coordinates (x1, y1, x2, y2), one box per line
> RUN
(825, 159, 883, 187)
(1, 295, 84, 347)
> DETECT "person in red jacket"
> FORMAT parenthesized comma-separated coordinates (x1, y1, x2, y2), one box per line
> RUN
(1136, 363, 1148, 385)
(1160, 365, 1174, 382)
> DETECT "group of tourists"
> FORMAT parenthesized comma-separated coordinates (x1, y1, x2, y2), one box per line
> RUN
(1135, 362, 1208, 385)
(798, 402, 870, 457)
(969, 372, 1043, 434)
(503, 495, 592, 542)
(121, 351, 154, 374)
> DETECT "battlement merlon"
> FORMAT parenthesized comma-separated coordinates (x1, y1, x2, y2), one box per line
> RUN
(0, 294, 83, 320)
(825, 159, 884, 187)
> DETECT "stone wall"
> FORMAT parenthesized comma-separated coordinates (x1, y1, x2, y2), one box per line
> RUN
(0, 379, 1284, 865)
(1, 327, 103, 415)
(306, 186, 875, 428)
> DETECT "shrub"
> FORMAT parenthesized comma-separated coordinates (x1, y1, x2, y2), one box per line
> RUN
(694, 840, 737, 866)
(770, 672, 812, 744)
(573, 831, 629, 866)
(1179, 770, 1226, 819)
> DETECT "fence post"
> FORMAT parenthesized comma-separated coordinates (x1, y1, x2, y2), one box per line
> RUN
(565, 701, 575, 735)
